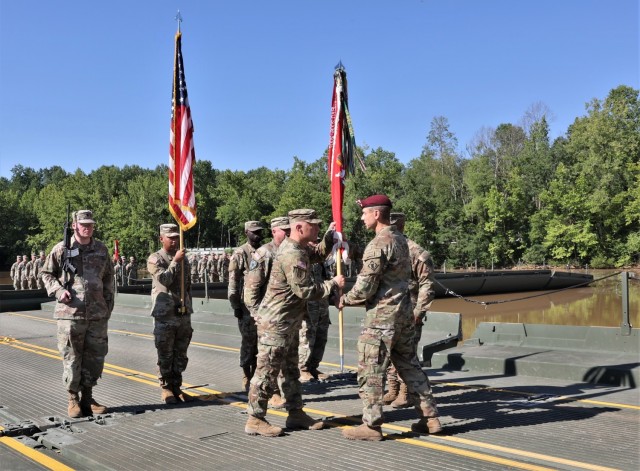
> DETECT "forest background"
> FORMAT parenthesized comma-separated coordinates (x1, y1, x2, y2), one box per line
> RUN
(1, 85, 638, 271)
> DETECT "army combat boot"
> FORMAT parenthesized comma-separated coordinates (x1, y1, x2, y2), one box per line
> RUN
(68, 391, 83, 418)
(161, 387, 178, 404)
(383, 376, 400, 404)
(268, 392, 286, 409)
(299, 368, 315, 382)
(285, 409, 325, 430)
(245, 416, 284, 437)
(342, 424, 383, 441)
(172, 385, 196, 402)
(391, 382, 414, 409)
(411, 417, 443, 435)
(80, 387, 108, 415)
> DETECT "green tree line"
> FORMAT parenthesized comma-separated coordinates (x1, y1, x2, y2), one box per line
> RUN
(1, 86, 638, 270)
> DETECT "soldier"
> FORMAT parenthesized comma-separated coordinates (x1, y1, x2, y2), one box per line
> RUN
(219, 253, 230, 282)
(147, 224, 195, 404)
(384, 212, 436, 408)
(28, 253, 38, 289)
(114, 257, 122, 286)
(208, 254, 219, 282)
(338, 195, 442, 441)
(41, 209, 114, 418)
(245, 209, 345, 437)
(36, 251, 46, 289)
(298, 258, 332, 382)
(125, 256, 138, 285)
(19, 254, 29, 290)
(244, 216, 290, 408)
(228, 220, 264, 391)
(10, 255, 21, 290)
(190, 255, 199, 284)
(120, 255, 127, 285)
(198, 254, 208, 283)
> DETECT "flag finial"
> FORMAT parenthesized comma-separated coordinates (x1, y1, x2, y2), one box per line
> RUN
(335, 60, 344, 71)
(175, 10, 183, 33)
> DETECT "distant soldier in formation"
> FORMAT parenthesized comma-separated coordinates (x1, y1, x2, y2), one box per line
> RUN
(243, 216, 290, 409)
(41, 209, 114, 418)
(383, 212, 436, 408)
(208, 253, 219, 282)
(218, 253, 229, 282)
(114, 257, 122, 286)
(20, 254, 29, 290)
(298, 258, 332, 382)
(147, 223, 195, 404)
(190, 255, 199, 284)
(198, 254, 208, 282)
(125, 256, 138, 285)
(28, 253, 38, 289)
(339, 195, 441, 441)
(10, 255, 21, 290)
(36, 251, 46, 289)
(228, 220, 264, 391)
(120, 255, 128, 286)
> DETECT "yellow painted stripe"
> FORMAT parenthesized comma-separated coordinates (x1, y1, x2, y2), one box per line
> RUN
(0, 436, 75, 471)
(1, 339, 624, 471)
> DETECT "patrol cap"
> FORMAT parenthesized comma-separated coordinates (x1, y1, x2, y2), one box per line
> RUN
(288, 209, 322, 225)
(244, 221, 264, 232)
(75, 209, 96, 224)
(390, 212, 406, 225)
(159, 223, 180, 237)
(357, 194, 393, 209)
(270, 216, 290, 230)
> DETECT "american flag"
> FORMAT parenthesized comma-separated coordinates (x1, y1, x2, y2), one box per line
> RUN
(169, 30, 197, 231)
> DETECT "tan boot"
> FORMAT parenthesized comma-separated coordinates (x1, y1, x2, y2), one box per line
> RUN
(268, 393, 286, 410)
(311, 368, 330, 380)
(411, 417, 443, 434)
(299, 369, 315, 382)
(383, 376, 400, 404)
(80, 387, 108, 415)
(161, 387, 178, 404)
(286, 409, 324, 430)
(244, 416, 284, 437)
(173, 386, 196, 402)
(342, 424, 383, 441)
(391, 382, 414, 409)
(68, 391, 83, 418)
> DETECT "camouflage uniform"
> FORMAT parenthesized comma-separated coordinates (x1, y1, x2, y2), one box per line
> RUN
(20, 255, 29, 290)
(125, 259, 138, 284)
(41, 223, 115, 394)
(247, 222, 335, 419)
(190, 256, 199, 284)
(218, 255, 229, 282)
(10, 256, 21, 290)
(198, 256, 208, 283)
(208, 255, 219, 282)
(244, 240, 278, 320)
(298, 262, 331, 374)
(28, 254, 38, 289)
(147, 238, 193, 391)
(114, 260, 122, 286)
(340, 224, 439, 427)
(35, 253, 46, 289)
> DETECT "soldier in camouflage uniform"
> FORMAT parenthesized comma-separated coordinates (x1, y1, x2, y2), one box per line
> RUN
(41, 209, 115, 418)
(120, 255, 128, 286)
(198, 254, 208, 283)
(208, 254, 219, 282)
(114, 257, 122, 286)
(125, 256, 138, 285)
(10, 255, 21, 290)
(20, 254, 29, 289)
(228, 220, 264, 391)
(36, 251, 46, 289)
(219, 253, 230, 282)
(339, 195, 441, 441)
(245, 209, 345, 437)
(147, 224, 195, 404)
(298, 258, 331, 382)
(190, 255, 199, 284)
(244, 216, 290, 409)
(27, 253, 38, 289)
(384, 212, 436, 408)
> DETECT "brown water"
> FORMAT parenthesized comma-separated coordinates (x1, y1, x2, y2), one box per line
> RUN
(2, 269, 638, 342)
(431, 270, 640, 340)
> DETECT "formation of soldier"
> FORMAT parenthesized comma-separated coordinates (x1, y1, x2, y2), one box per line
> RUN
(36, 195, 441, 442)
(9, 251, 46, 290)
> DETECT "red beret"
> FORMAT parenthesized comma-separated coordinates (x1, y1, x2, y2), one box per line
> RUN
(357, 194, 393, 208)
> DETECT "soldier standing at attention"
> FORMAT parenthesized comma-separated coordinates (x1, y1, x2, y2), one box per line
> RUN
(36, 251, 47, 289)
(28, 253, 38, 289)
(147, 224, 195, 404)
(245, 209, 345, 437)
(20, 254, 29, 290)
(228, 221, 264, 391)
(198, 254, 208, 283)
(125, 256, 138, 285)
(114, 257, 122, 286)
(383, 212, 436, 408)
(190, 255, 199, 284)
(244, 216, 290, 409)
(41, 210, 114, 418)
(10, 255, 21, 290)
(208, 253, 219, 282)
(339, 195, 442, 441)
(120, 255, 127, 286)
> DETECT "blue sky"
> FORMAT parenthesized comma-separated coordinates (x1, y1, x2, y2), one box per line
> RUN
(0, 0, 638, 179)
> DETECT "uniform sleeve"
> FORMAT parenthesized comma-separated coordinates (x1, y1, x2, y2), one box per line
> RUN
(308, 229, 334, 264)
(41, 246, 65, 300)
(227, 250, 244, 309)
(102, 249, 115, 313)
(413, 250, 435, 318)
(147, 253, 182, 288)
(243, 252, 268, 315)
(286, 253, 335, 301)
(341, 244, 384, 306)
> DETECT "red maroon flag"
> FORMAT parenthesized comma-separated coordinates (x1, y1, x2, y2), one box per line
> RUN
(169, 29, 197, 231)
(113, 240, 120, 262)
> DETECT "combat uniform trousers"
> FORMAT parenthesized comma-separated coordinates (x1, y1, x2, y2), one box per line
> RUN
(357, 317, 438, 427)
(29, 276, 38, 290)
(299, 300, 330, 372)
(57, 319, 109, 392)
(154, 311, 194, 389)
(21, 276, 29, 290)
(238, 306, 258, 372)
(247, 327, 303, 419)
(386, 316, 424, 384)
(37, 276, 45, 290)
(13, 276, 20, 291)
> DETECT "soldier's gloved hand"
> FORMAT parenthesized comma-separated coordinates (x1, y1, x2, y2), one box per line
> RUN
(234, 308, 244, 319)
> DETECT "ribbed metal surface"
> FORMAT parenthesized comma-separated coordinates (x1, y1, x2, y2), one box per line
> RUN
(1, 309, 639, 471)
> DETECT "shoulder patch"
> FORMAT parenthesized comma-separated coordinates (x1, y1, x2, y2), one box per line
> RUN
(363, 248, 382, 261)
(249, 259, 258, 271)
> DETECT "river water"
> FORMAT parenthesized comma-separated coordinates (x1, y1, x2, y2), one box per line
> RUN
(2, 269, 638, 342)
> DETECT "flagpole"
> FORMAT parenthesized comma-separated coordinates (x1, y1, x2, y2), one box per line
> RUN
(336, 248, 344, 372)
(179, 227, 186, 313)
